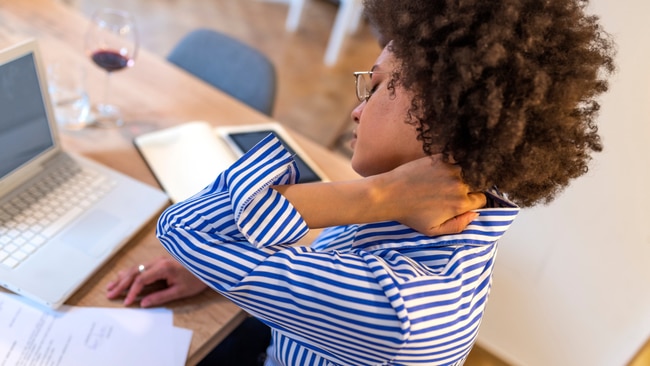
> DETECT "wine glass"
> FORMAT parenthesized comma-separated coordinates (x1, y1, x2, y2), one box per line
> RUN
(84, 8, 138, 128)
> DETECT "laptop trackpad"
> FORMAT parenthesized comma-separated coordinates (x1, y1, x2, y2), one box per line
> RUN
(60, 210, 122, 257)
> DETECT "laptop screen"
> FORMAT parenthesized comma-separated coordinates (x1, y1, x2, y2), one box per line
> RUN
(0, 52, 55, 178)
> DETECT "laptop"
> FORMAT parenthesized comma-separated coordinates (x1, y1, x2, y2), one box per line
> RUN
(0, 39, 169, 309)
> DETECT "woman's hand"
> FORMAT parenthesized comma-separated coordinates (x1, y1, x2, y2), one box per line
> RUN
(375, 155, 486, 236)
(274, 155, 485, 236)
(106, 255, 208, 308)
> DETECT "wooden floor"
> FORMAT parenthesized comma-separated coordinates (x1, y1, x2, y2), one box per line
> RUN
(64, 0, 512, 364)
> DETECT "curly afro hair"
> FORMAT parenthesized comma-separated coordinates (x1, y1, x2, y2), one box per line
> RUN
(364, 0, 616, 207)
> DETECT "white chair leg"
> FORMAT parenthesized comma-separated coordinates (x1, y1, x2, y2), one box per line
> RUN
(323, 0, 356, 66)
(347, 0, 363, 34)
(285, 0, 305, 32)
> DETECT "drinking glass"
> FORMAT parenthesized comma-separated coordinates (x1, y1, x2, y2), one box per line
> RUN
(84, 8, 138, 128)
(47, 63, 91, 130)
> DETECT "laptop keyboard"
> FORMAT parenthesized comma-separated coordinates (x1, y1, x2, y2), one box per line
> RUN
(0, 159, 116, 269)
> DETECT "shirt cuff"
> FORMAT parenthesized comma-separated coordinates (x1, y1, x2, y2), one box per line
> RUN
(224, 133, 309, 247)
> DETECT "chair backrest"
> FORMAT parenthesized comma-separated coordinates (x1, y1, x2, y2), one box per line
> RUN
(167, 28, 277, 116)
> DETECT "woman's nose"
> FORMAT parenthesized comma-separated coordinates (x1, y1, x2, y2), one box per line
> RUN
(350, 101, 365, 123)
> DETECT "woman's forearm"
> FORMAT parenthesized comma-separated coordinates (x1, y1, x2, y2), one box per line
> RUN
(272, 177, 384, 229)
(273, 156, 486, 232)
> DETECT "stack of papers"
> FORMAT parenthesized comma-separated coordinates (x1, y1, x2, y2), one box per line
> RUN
(0, 292, 192, 366)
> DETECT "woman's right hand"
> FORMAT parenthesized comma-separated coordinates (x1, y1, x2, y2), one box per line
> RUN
(106, 255, 208, 308)
(275, 155, 486, 235)
(376, 155, 487, 236)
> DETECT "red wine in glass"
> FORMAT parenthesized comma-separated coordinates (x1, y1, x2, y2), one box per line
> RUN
(91, 50, 131, 72)
(84, 8, 138, 128)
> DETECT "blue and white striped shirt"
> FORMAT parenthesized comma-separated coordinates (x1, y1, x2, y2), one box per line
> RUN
(157, 135, 519, 366)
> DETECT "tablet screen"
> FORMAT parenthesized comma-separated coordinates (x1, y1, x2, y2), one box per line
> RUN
(227, 130, 323, 183)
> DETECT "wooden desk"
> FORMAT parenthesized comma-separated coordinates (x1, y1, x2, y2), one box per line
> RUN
(0, 0, 357, 364)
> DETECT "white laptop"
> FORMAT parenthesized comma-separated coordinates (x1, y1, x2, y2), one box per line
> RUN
(0, 40, 169, 309)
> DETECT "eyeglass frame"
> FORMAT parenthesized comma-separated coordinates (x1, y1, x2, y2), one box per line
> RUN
(353, 71, 388, 102)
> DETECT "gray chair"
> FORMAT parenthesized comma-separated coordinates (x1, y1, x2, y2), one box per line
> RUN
(167, 28, 277, 116)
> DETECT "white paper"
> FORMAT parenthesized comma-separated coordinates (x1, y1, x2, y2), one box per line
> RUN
(172, 327, 193, 366)
(0, 292, 192, 366)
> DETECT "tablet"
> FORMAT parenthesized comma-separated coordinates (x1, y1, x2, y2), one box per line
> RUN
(215, 123, 329, 183)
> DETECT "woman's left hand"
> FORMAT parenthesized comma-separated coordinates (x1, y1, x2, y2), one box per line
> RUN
(106, 255, 208, 308)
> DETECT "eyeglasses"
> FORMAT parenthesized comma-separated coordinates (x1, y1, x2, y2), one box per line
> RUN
(353, 71, 386, 102)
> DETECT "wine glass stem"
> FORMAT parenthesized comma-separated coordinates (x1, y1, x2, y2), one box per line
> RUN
(103, 71, 111, 106)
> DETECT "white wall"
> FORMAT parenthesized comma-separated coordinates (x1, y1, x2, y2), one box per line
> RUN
(477, 0, 650, 365)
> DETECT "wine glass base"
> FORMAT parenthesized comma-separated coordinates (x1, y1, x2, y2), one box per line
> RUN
(91, 103, 123, 128)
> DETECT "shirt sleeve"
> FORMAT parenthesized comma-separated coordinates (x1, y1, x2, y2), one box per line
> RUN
(156, 134, 411, 362)
(158, 133, 309, 248)
(156, 134, 515, 365)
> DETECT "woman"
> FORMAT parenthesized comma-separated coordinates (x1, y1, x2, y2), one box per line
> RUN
(108, 0, 615, 365)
